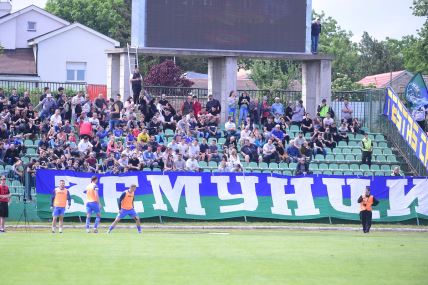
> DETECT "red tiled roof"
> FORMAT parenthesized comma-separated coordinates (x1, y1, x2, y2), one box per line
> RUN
(358, 70, 406, 88)
(0, 49, 37, 75)
(190, 78, 258, 90)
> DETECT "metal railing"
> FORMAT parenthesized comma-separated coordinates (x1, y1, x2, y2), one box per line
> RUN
(379, 119, 428, 176)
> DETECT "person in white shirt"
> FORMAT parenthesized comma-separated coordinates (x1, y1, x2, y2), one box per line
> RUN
(50, 109, 62, 127)
(239, 126, 251, 146)
(188, 140, 200, 159)
(224, 116, 239, 137)
(88, 113, 100, 129)
(185, 156, 200, 172)
(323, 113, 334, 128)
(228, 149, 241, 167)
(78, 137, 93, 153)
(262, 139, 279, 163)
(177, 141, 189, 159)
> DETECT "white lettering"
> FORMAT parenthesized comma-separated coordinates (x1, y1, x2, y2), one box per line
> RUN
(99, 176, 141, 213)
(387, 179, 428, 216)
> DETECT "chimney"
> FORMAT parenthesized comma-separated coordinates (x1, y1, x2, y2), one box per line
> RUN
(0, 1, 12, 18)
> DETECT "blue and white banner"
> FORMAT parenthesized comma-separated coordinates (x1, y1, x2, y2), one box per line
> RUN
(384, 87, 428, 170)
(36, 170, 428, 221)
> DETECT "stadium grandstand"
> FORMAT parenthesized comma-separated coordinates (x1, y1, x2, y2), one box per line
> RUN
(0, 82, 421, 216)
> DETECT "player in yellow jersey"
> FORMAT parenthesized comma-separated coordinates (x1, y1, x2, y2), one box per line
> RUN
(107, 185, 141, 234)
(50, 179, 71, 233)
(85, 176, 101, 233)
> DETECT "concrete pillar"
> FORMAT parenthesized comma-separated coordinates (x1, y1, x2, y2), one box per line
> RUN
(208, 57, 237, 123)
(106, 53, 120, 99)
(119, 52, 136, 100)
(302, 59, 332, 116)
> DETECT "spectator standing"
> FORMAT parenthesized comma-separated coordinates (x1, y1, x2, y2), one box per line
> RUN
(192, 95, 202, 118)
(271, 97, 285, 122)
(311, 18, 321, 54)
(361, 133, 373, 166)
(291, 100, 305, 125)
(0, 176, 10, 232)
(238, 92, 250, 127)
(341, 99, 353, 125)
(317, 99, 334, 122)
(130, 67, 142, 103)
(181, 95, 193, 117)
(260, 96, 271, 125)
(227, 91, 237, 121)
(413, 106, 426, 132)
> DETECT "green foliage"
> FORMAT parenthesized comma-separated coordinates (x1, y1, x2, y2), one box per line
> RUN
(45, 0, 131, 46)
(249, 60, 300, 90)
(332, 73, 364, 91)
(314, 12, 360, 82)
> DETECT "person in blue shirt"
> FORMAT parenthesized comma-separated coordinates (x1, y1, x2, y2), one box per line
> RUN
(271, 97, 284, 118)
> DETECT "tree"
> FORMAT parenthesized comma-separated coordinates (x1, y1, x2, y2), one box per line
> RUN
(45, 0, 131, 46)
(402, 0, 428, 73)
(249, 60, 300, 90)
(314, 12, 360, 82)
(332, 73, 364, 91)
(144, 60, 194, 87)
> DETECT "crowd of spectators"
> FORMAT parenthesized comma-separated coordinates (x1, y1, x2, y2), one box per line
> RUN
(0, 86, 372, 182)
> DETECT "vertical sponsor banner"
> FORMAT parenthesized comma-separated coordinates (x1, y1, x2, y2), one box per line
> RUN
(384, 87, 428, 170)
(37, 170, 428, 221)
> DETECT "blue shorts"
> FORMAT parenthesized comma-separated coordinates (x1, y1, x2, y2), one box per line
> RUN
(117, 209, 137, 219)
(52, 207, 65, 217)
(86, 202, 100, 214)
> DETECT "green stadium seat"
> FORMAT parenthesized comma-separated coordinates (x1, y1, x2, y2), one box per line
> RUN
(360, 164, 370, 171)
(375, 171, 384, 176)
(355, 134, 364, 140)
(339, 164, 349, 171)
(199, 161, 208, 168)
(325, 154, 334, 161)
(371, 165, 380, 171)
(34, 139, 40, 146)
(313, 170, 322, 174)
(319, 163, 329, 170)
(375, 135, 385, 141)
(378, 142, 387, 148)
(348, 141, 358, 147)
(252, 168, 263, 173)
(290, 125, 300, 132)
(333, 171, 343, 175)
(309, 164, 318, 171)
(329, 163, 339, 171)
(248, 162, 258, 170)
(373, 149, 382, 155)
(364, 171, 373, 176)
(335, 154, 345, 161)
(152, 168, 161, 171)
(203, 169, 211, 173)
(258, 162, 269, 170)
(352, 149, 361, 155)
(381, 165, 391, 171)
(218, 138, 226, 145)
(269, 163, 279, 169)
(325, 148, 332, 154)
(165, 129, 175, 137)
(376, 155, 386, 162)
(333, 148, 342, 154)
(26, 148, 37, 156)
(323, 170, 333, 175)
(387, 155, 398, 163)
(262, 170, 272, 174)
(355, 154, 362, 161)
(272, 170, 282, 175)
(343, 171, 354, 175)
(342, 148, 352, 155)
(21, 157, 30, 164)
(288, 162, 297, 170)
(315, 154, 325, 161)
(283, 170, 293, 176)
(24, 140, 34, 147)
(143, 168, 151, 171)
(383, 149, 393, 155)
(353, 171, 363, 176)
(345, 154, 355, 161)
(278, 162, 288, 169)
(208, 161, 218, 168)
(350, 164, 359, 171)
(338, 141, 347, 147)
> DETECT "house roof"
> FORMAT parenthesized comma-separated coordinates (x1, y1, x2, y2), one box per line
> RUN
(357, 70, 411, 88)
(0, 5, 69, 26)
(27, 22, 120, 47)
(0, 49, 37, 75)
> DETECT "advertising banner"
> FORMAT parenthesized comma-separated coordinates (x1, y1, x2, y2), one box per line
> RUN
(36, 170, 428, 222)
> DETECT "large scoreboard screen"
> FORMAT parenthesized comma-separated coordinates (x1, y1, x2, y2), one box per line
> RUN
(132, 0, 310, 53)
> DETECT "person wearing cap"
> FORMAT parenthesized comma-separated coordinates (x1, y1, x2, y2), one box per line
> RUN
(107, 184, 142, 234)
(361, 132, 373, 166)
(357, 186, 379, 233)
(0, 176, 10, 233)
(311, 17, 321, 54)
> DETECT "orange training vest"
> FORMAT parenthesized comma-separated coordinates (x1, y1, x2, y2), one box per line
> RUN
(360, 195, 374, 211)
(86, 183, 98, 203)
(121, 190, 134, 210)
(54, 188, 68, 208)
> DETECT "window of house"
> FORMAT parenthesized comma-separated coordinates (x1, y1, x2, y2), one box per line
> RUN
(66, 62, 87, 82)
(27, 21, 37, 32)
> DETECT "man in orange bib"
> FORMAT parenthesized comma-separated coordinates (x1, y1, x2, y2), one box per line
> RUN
(85, 176, 101, 233)
(357, 186, 379, 233)
(51, 179, 71, 233)
(107, 185, 141, 234)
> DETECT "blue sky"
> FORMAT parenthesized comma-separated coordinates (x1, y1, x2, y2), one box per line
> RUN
(13, 0, 426, 42)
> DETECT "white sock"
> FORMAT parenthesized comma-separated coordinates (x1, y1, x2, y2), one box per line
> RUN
(59, 227, 63, 232)
(52, 227, 55, 232)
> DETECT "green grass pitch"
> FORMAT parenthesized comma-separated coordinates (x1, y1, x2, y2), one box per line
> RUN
(1, 229, 427, 285)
